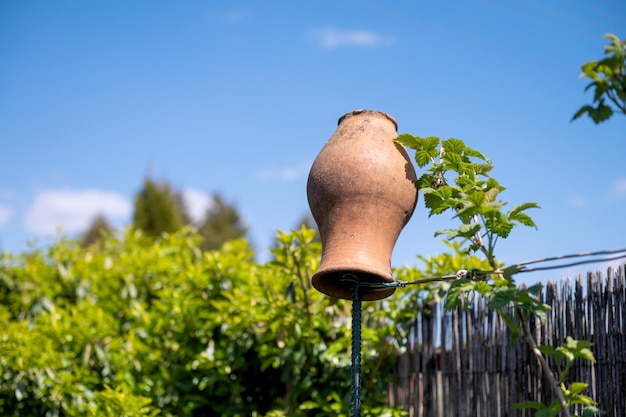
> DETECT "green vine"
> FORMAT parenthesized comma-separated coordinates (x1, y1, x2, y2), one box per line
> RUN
(395, 134, 603, 417)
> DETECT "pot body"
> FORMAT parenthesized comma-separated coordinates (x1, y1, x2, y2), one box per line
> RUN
(307, 110, 418, 300)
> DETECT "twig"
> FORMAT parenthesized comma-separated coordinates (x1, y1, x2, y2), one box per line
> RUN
(517, 309, 572, 417)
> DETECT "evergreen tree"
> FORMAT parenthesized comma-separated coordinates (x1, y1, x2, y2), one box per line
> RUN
(198, 194, 247, 251)
(81, 214, 111, 247)
(172, 190, 192, 226)
(132, 179, 184, 238)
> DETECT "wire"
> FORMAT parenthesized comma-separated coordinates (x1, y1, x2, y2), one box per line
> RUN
(342, 249, 626, 290)
(516, 248, 626, 267)
(516, 253, 626, 273)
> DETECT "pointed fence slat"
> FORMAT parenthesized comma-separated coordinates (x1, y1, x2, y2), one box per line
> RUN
(388, 265, 626, 417)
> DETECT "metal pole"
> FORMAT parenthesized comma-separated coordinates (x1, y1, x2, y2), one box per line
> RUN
(351, 284, 361, 417)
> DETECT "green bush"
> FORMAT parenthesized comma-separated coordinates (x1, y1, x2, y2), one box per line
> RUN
(1, 226, 424, 416)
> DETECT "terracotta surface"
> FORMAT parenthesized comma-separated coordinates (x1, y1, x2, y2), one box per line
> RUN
(307, 110, 418, 300)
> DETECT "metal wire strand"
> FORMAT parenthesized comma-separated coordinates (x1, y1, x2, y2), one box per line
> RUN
(515, 247, 626, 267)
(516, 253, 626, 273)
(340, 249, 626, 291)
(398, 250, 626, 283)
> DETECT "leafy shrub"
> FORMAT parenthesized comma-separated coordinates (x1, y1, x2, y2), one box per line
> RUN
(0, 226, 416, 416)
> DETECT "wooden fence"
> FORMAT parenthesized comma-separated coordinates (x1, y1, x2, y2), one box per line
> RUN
(387, 266, 625, 417)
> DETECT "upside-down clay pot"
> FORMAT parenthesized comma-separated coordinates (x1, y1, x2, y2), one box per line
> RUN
(307, 110, 418, 301)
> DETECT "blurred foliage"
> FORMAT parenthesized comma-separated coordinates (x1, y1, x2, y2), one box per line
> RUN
(197, 194, 247, 252)
(132, 179, 184, 238)
(127, 178, 247, 253)
(80, 214, 111, 248)
(1, 225, 459, 416)
(294, 215, 320, 243)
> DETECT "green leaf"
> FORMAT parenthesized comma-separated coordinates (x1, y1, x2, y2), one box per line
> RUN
(568, 394, 596, 406)
(502, 264, 523, 279)
(564, 336, 592, 350)
(394, 133, 421, 148)
(581, 61, 600, 78)
(299, 400, 320, 410)
(400, 135, 440, 167)
(582, 405, 606, 416)
(488, 288, 517, 309)
(603, 33, 622, 49)
(556, 346, 576, 363)
(421, 136, 441, 153)
(458, 222, 482, 238)
(299, 225, 317, 244)
(463, 146, 491, 164)
(443, 151, 465, 172)
(577, 348, 596, 363)
(415, 149, 435, 168)
(473, 281, 493, 296)
(561, 337, 596, 363)
(567, 382, 589, 397)
(487, 213, 514, 239)
(434, 228, 462, 240)
(423, 187, 463, 216)
(507, 202, 539, 227)
(572, 105, 594, 121)
(536, 408, 560, 417)
(444, 278, 475, 310)
(510, 212, 537, 228)
(591, 101, 614, 123)
(484, 187, 500, 202)
(525, 283, 543, 296)
(422, 191, 443, 214)
(442, 138, 466, 154)
(532, 308, 548, 324)
(434, 222, 482, 241)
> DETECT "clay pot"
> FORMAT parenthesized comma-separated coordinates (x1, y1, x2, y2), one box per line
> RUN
(307, 110, 418, 301)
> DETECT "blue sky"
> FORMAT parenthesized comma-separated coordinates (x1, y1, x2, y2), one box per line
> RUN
(1, 1, 625, 286)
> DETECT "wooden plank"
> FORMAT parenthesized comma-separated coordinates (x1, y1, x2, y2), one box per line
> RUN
(465, 304, 474, 417)
(617, 266, 626, 416)
(412, 314, 421, 417)
(422, 306, 435, 417)
(438, 304, 446, 417)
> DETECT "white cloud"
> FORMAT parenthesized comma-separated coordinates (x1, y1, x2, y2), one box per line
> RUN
(182, 188, 214, 224)
(0, 204, 12, 228)
(308, 27, 394, 48)
(612, 177, 626, 199)
(24, 189, 132, 235)
(256, 162, 311, 182)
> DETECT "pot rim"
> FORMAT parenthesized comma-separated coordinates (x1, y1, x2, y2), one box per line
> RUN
(337, 109, 398, 131)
